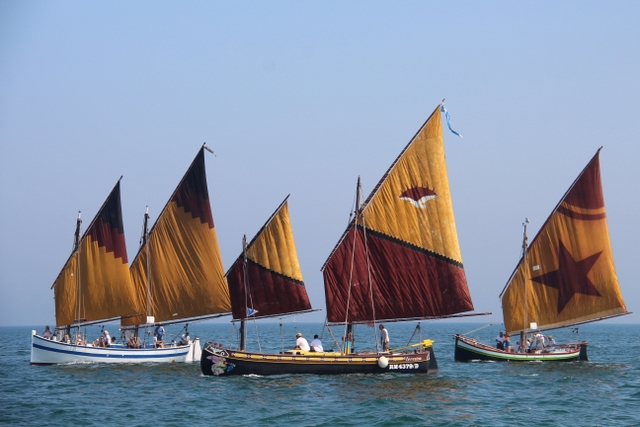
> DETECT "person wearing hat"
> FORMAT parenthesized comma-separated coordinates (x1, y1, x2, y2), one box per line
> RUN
(155, 323, 165, 341)
(294, 332, 310, 351)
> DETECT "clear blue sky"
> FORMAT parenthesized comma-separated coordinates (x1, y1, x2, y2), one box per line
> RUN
(1, 1, 638, 327)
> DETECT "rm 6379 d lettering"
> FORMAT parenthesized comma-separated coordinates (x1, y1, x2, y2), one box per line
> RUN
(388, 363, 419, 370)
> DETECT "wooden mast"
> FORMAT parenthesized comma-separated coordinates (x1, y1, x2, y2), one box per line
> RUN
(343, 176, 362, 354)
(520, 218, 530, 353)
(239, 235, 248, 351)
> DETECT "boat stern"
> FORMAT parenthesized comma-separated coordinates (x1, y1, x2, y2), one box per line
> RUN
(185, 338, 202, 362)
(579, 342, 588, 361)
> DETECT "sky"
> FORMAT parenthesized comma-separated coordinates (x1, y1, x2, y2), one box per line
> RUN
(1, 1, 638, 327)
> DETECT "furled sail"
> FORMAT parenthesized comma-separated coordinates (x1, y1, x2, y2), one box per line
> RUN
(52, 179, 141, 327)
(226, 196, 313, 321)
(322, 105, 474, 324)
(125, 146, 231, 326)
(500, 149, 628, 333)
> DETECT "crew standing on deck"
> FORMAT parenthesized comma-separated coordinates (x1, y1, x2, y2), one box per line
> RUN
(379, 324, 390, 352)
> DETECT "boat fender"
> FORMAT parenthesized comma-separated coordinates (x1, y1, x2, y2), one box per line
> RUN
(377, 356, 389, 368)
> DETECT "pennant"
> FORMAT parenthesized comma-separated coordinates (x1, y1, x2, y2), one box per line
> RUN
(440, 104, 462, 138)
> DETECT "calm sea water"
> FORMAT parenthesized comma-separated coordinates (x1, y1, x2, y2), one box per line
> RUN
(1, 321, 639, 427)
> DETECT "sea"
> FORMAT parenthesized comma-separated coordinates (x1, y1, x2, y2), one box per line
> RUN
(1, 321, 639, 427)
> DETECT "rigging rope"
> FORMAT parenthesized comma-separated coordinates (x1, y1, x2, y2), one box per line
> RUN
(461, 323, 494, 336)
(358, 207, 379, 352)
(404, 323, 421, 347)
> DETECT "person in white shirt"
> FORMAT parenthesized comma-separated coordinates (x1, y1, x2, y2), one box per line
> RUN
(379, 324, 390, 352)
(103, 330, 111, 347)
(532, 333, 546, 350)
(495, 332, 505, 350)
(309, 334, 323, 352)
(294, 332, 310, 351)
(42, 325, 54, 340)
(179, 332, 191, 346)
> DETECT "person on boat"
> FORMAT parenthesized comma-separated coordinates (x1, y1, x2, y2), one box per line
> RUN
(103, 330, 111, 347)
(379, 324, 390, 352)
(127, 332, 141, 349)
(532, 333, 546, 350)
(154, 332, 165, 348)
(155, 323, 165, 341)
(503, 335, 513, 352)
(547, 336, 556, 347)
(42, 326, 54, 340)
(309, 334, 323, 352)
(294, 332, 310, 351)
(178, 332, 191, 346)
(495, 332, 505, 350)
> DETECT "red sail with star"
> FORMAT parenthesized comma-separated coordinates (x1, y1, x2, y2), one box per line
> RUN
(500, 149, 628, 333)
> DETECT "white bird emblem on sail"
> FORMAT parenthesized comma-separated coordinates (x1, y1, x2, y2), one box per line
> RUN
(399, 186, 437, 209)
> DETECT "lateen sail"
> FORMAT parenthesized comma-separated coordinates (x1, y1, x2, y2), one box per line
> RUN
(322, 105, 474, 323)
(226, 196, 313, 321)
(125, 147, 231, 326)
(52, 179, 141, 327)
(500, 149, 628, 333)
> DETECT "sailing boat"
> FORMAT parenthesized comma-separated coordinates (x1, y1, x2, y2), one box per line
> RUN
(201, 103, 484, 376)
(200, 196, 320, 376)
(31, 145, 231, 364)
(30, 178, 169, 364)
(122, 145, 231, 357)
(454, 148, 630, 362)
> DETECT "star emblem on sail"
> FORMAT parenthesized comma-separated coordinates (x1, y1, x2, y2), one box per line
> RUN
(399, 186, 437, 208)
(531, 241, 603, 314)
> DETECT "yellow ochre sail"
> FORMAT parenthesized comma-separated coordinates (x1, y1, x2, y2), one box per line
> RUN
(501, 149, 628, 333)
(52, 180, 141, 327)
(125, 147, 231, 326)
(244, 199, 304, 283)
(363, 106, 463, 263)
(226, 197, 312, 320)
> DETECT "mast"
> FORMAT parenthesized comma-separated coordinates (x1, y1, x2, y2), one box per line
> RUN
(73, 211, 82, 251)
(520, 218, 530, 352)
(73, 211, 82, 327)
(343, 176, 362, 354)
(140, 206, 151, 324)
(239, 235, 248, 351)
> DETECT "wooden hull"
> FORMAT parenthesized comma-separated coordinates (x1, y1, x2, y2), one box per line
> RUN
(453, 334, 588, 362)
(201, 343, 438, 376)
(30, 330, 201, 365)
